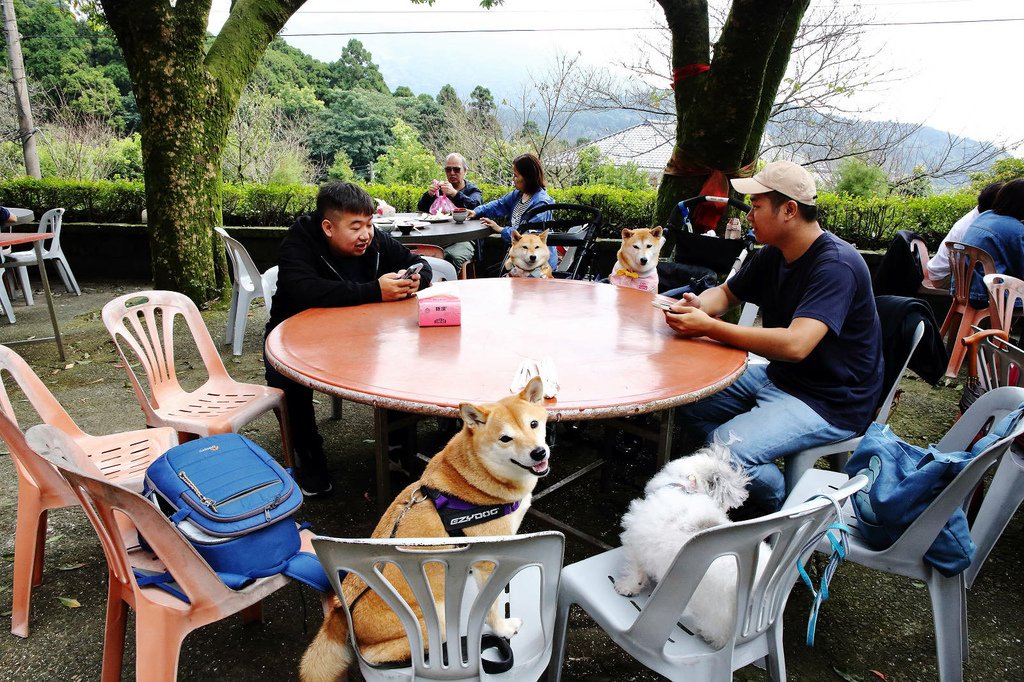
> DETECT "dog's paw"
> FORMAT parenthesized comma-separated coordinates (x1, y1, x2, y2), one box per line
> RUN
(613, 578, 643, 597)
(491, 617, 522, 639)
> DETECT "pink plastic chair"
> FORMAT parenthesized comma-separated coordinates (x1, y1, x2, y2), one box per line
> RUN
(25, 424, 328, 682)
(909, 237, 950, 295)
(983, 273, 1024, 338)
(940, 242, 997, 377)
(101, 290, 292, 466)
(0, 344, 178, 638)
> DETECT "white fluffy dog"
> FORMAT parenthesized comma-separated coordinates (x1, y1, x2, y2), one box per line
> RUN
(614, 442, 765, 648)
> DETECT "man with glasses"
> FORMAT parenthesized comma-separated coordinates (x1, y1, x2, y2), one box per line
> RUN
(417, 152, 483, 272)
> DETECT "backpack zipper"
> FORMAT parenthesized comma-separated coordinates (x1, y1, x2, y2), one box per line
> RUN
(178, 471, 217, 509)
(213, 481, 278, 509)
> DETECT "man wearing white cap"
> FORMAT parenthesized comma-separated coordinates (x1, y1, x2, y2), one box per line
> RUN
(660, 160, 883, 513)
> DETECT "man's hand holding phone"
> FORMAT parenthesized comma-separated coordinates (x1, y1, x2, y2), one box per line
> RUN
(379, 263, 422, 301)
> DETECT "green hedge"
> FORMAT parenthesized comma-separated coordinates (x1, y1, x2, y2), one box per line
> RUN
(0, 176, 976, 250)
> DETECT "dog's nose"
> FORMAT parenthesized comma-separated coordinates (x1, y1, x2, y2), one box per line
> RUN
(529, 447, 547, 462)
(528, 255, 537, 262)
(640, 257, 648, 265)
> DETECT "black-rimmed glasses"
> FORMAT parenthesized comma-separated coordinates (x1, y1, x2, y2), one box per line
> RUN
(444, 166, 464, 173)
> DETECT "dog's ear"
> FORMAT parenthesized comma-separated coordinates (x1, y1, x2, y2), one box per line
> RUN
(538, 229, 549, 245)
(519, 376, 545, 404)
(651, 225, 664, 239)
(459, 402, 490, 429)
(511, 229, 522, 244)
(621, 228, 633, 239)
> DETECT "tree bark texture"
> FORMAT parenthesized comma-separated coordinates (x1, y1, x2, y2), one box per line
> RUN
(655, 0, 811, 227)
(100, 0, 304, 302)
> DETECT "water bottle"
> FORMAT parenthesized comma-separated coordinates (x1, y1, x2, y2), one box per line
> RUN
(725, 218, 742, 240)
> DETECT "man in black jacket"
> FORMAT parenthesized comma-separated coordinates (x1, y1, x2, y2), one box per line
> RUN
(416, 152, 483, 273)
(266, 182, 431, 496)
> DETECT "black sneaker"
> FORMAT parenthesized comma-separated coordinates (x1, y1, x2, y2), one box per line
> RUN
(295, 471, 334, 498)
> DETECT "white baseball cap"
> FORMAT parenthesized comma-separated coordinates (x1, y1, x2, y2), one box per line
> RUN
(731, 160, 817, 206)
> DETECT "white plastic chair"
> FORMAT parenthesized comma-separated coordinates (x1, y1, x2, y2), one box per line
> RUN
(784, 386, 1024, 682)
(782, 318, 926, 496)
(215, 227, 278, 356)
(551, 476, 866, 682)
(983, 273, 1024, 338)
(424, 255, 459, 282)
(0, 266, 15, 323)
(959, 330, 1024, 589)
(7, 208, 80, 304)
(311, 531, 564, 681)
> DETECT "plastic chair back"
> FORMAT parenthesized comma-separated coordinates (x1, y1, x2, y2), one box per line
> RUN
(940, 241, 997, 376)
(262, 265, 279, 309)
(519, 203, 602, 280)
(424, 256, 458, 282)
(102, 290, 230, 415)
(948, 242, 996, 307)
(215, 227, 272, 300)
(34, 208, 65, 257)
(312, 532, 565, 681)
(983, 273, 1024, 336)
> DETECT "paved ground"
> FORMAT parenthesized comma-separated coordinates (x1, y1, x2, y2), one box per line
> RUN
(0, 278, 1021, 681)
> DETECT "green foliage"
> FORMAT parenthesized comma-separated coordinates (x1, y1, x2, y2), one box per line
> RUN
(374, 120, 439, 186)
(326, 39, 390, 94)
(833, 157, 890, 198)
(0, 177, 978, 248)
(309, 90, 397, 175)
(327, 151, 357, 183)
(969, 157, 1024, 190)
(574, 147, 652, 190)
(437, 84, 460, 109)
(393, 86, 415, 98)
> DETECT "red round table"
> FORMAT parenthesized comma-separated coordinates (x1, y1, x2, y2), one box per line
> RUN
(265, 278, 747, 508)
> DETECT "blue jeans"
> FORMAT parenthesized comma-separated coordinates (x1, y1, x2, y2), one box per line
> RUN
(678, 364, 856, 511)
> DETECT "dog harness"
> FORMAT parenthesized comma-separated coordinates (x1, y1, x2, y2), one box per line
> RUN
(610, 269, 658, 291)
(507, 265, 548, 279)
(421, 486, 522, 537)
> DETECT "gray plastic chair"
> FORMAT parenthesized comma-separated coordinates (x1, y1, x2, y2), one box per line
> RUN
(424, 255, 459, 282)
(551, 476, 866, 682)
(215, 227, 278, 355)
(7, 208, 79, 304)
(312, 531, 564, 681)
(959, 331, 1024, 589)
(784, 385, 1024, 682)
(783, 319, 926, 495)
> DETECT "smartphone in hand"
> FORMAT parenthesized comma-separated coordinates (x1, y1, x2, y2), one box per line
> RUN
(651, 299, 675, 311)
(401, 262, 424, 280)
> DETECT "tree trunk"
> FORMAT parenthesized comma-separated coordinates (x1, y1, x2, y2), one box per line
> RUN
(655, 0, 812, 227)
(100, 0, 304, 302)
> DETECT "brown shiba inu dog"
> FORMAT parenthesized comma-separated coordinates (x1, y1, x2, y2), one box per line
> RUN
(299, 377, 551, 682)
(608, 226, 665, 292)
(504, 229, 553, 278)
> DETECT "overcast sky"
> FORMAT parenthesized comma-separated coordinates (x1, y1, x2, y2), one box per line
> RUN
(208, 0, 1022, 152)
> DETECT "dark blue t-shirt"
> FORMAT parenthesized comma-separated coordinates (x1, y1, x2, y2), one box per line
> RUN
(727, 231, 883, 433)
(0, 207, 9, 223)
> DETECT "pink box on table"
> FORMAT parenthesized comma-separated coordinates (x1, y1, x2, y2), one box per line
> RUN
(418, 294, 461, 327)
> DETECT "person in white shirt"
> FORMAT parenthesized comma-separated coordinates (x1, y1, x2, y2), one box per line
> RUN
(927, 182, 1004, 286)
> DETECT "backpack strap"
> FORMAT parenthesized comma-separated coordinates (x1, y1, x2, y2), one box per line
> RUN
(132, 568, 253, 604)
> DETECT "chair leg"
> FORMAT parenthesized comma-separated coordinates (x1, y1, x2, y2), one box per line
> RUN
(231, 292, 250, 356)
(101, 579, 128, 682)
(0, 273, 15, 323)
(964, 452, 1024, 589)
(241, 601, 264, 625)
(135, 608, 188, 682)
(784, 450, 820, 496)
(16, 265, 34, 306)
(927, 572, 966, 682)
(225, 288, 239, 346)
(765, 620, 787, 682)
(331, 396, 343, 421)
(55, 254, 80, 295)
(11, 490, 45, 638)
(945, 309, 988, 377)
(275, 403, 293, 469)
(549, 598, 573, 682)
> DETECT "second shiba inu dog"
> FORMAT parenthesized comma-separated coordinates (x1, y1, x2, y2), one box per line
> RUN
(505, 229, 553, 278)
(299, 377, 551, 681)
(608, 226, 665, 292)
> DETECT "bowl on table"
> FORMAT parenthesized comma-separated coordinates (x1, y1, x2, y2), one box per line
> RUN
(395, 221, 414, 236)
(452, 209, 468, 224)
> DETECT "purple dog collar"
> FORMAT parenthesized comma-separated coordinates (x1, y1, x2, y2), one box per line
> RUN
(421, 486, 521, 537)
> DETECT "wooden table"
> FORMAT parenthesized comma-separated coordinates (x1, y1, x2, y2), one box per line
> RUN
(266, 278, 747, 519)
(384, 212, 492, 248)
(0, 233, 65, 361)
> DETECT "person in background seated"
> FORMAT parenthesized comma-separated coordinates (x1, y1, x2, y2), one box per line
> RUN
(468, 153, 556, 271)
(959, 179, 1024, 308)
(265, 182, 431, 497)
(926, 181, 1004, 287)
(416, 153, 482, 273)
(661, 160, 883, 514)
(0, 206, 15, 224)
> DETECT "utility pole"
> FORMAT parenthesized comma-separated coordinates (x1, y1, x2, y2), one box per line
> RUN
(1, 0, 41, 179)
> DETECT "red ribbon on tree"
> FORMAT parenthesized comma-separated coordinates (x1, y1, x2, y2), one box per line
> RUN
(662, 153, 756, 233)
(670, 64, 710, 89)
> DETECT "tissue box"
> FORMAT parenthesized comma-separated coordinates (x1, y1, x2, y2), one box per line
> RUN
(418, 294, 461, 327)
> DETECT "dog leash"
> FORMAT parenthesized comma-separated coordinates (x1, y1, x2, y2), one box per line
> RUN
(796, 493, 851, 647)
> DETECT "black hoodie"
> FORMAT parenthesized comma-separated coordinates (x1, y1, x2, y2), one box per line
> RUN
(266, 213, 432, 334)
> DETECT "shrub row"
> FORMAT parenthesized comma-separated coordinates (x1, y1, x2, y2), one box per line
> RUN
(0, 177, 975, 250)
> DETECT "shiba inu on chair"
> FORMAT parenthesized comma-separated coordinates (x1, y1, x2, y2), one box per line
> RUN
(299, 377, 551, 682)
(505, 229, 553, 278)
(608, 226, 664, 292)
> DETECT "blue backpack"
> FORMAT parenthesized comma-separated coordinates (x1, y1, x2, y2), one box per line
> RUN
(137, 433, 330, 601)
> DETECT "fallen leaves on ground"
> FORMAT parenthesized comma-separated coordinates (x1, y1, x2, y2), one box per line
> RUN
(58, 597, 81, 608)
